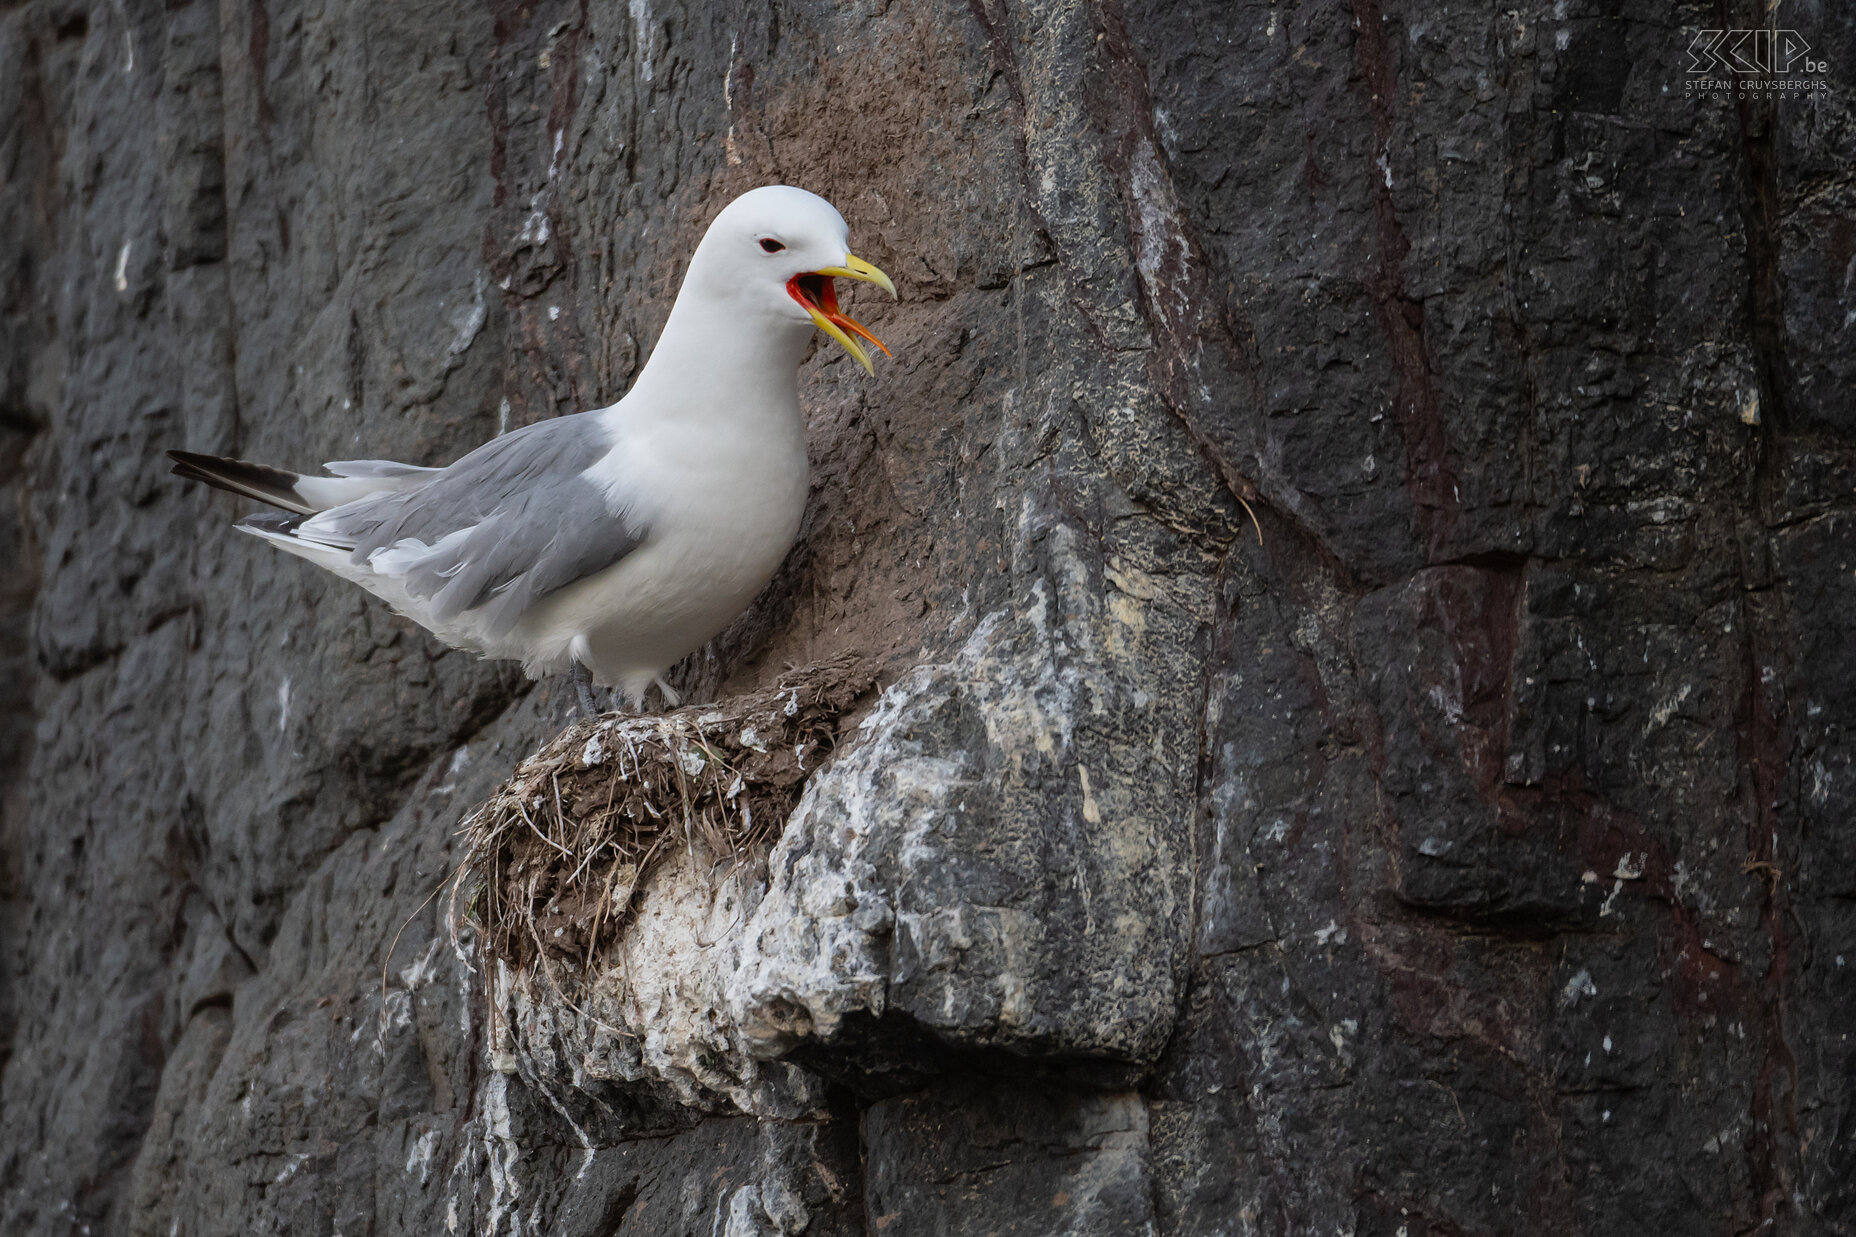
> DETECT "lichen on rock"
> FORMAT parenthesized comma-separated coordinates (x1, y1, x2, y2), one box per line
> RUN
(469, 567, 1201, 1118)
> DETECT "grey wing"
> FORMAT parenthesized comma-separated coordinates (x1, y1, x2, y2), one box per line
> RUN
(280, 413, 645, 637)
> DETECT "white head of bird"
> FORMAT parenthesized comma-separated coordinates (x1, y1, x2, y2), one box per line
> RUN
(636, 185, 896, 402)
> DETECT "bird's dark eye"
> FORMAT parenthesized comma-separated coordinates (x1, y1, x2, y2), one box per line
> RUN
(759, 238, 785, 253)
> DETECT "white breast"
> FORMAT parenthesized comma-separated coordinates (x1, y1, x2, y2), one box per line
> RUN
(513, 397, 810, 692)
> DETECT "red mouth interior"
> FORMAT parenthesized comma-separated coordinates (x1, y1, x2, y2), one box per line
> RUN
(786, 274, 891, 356)
(789, 273, 831, 312)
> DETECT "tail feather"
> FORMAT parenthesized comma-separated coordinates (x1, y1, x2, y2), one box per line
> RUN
(238, 509, 310, 536)
(168, 450, 318, 515)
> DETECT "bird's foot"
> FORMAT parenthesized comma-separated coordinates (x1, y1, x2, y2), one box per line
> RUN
(572, 662, 602, 720)
(653, 675, 683, 708)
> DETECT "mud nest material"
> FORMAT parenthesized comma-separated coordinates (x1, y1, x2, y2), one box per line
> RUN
(453, 655, 873, 974)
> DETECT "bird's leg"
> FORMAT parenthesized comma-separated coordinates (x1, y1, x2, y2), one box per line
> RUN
(652, 675, 683, 708)
(572, 661, 601, 720)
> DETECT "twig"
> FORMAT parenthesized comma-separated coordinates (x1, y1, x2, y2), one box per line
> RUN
(516, 798, 573, 858)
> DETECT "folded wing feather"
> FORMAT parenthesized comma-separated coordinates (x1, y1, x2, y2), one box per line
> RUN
(248, 412, 646, 638)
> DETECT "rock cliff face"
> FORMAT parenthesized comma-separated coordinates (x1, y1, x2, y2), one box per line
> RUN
(3, 0, 1854, 1233)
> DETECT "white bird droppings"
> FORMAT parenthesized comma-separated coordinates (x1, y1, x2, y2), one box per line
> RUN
(1559, 969, 1598, 1008)
(447, 275, 488, 356)
(629, 0, 655, 81)
(405, 1129, 441, 1184)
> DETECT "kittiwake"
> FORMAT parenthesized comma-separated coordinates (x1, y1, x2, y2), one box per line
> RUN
(168, 184, 895, 714)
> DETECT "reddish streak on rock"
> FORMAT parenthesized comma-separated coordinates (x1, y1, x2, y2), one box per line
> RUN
(969, 0, 1268, 532)
(545, 0, 588, 164)
(248, 0, 273, 132)
(1299, 128, 1327, 197)
(1359, 920, 1535, 1068)
(485, 0, 542, 211)
(476, 0, 591, 418)
(1517, 769, 1751, 1021)
(963, 0, 1029, 118)
(541, 2, 590, 414)
(1090, 5, 1200, 392)
(482, 0, 541, 209)
(1361, 919, 1457, 1040)
(486, 73, 508, 211)
(1738, 643, 1798, 1227)
(1088, 0, 1264, 515)
(490, 0, 543, 42)
(1418, 566, 1523, 797)
(1348, 0, 1458, 559)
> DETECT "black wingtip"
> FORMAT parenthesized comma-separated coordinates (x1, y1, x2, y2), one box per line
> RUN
(165, 449, 314, 514)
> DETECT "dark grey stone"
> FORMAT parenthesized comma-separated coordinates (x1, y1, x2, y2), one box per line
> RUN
(2, 0, 1852, 1234)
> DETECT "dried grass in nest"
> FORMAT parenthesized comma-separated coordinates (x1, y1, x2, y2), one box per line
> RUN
(449, 655, 873, 979)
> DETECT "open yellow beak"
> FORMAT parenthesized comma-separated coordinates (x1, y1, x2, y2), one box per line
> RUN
(787, 254, 897, 374)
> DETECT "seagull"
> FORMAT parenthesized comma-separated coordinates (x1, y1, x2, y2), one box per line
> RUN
(169, 184, 894, 715)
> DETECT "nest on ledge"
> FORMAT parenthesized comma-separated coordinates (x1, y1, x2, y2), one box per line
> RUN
(451, 654, 873, 976)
